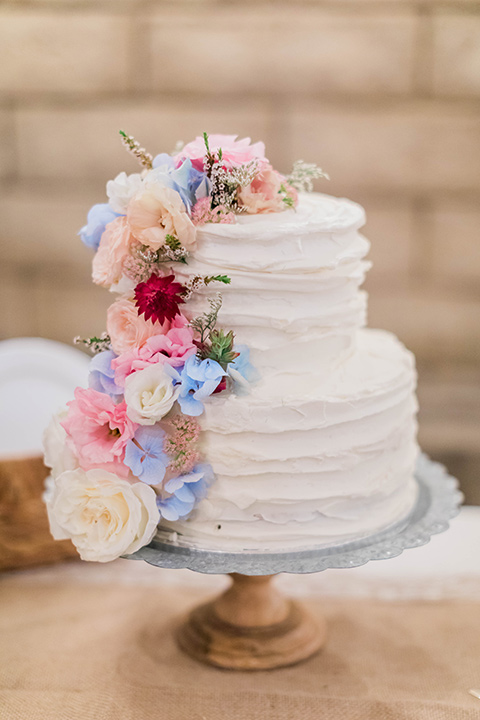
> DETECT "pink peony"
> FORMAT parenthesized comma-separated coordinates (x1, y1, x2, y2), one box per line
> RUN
(107, 297, 164, 355)
(238, 163, 286, 214)
(61, 387, 136, 477)
(92, 216, 133, 289)
(176, 134, 266, 172)
(112, 320, 196, 387)
(126, 184, 196, 251)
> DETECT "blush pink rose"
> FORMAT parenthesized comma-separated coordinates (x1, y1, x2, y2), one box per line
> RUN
(176, 134, 266, 172)
(92, 217, 133, 289)
(112, 321, 197, 387)
(127, 184, 196, 251)
(238, 163, 286, 214)
(61, 387, 136, 477)
(107, 297, 164, 355)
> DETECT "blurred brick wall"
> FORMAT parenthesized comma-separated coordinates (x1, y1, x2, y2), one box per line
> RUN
(0, 0, 479, 499)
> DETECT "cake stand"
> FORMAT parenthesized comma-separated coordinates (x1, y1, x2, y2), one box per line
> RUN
(126, 455, 462, 670)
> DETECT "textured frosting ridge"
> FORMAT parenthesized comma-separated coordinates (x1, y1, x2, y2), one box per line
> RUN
(160, 193, 419, 550)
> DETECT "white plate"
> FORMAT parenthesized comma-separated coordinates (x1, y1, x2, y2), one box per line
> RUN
(0, 337, 90, 459)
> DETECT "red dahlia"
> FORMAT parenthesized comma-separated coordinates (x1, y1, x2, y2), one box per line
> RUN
(134, 273, 186, 325)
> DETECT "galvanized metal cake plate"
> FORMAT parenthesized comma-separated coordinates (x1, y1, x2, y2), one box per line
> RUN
(126, 454, 463, 576)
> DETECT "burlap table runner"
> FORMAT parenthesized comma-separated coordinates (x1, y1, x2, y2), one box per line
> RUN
(1, 576, 479, 719)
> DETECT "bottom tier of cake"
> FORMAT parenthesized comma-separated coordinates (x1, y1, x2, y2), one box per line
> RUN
(158, 329, 419, 551)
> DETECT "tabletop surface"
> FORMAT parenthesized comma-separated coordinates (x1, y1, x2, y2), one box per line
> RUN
(2, 507, 480, 720)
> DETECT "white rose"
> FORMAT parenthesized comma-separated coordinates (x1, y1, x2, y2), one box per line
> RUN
(43, 409, 78, 478)
(106, 171, 143, 214)
(124, 364, 179, 425)
(44, 467, 159, 562)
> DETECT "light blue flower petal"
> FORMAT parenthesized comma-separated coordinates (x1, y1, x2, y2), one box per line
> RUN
(165, 469, 204, 494)
(174, 485, 196, 503)
(158, 495, 193, 522)
(230, 345, 260, 384)
(139, 453, 167, 485)
(178, 392, 204, 416)
(146, 158, 207, 212)
(202, 359, 226, 380)
(182, 355, 203, 381)
(124, 441, 145, 477)
(135, 426, 166, 456)
(181, 470, 205, 485)
(88, 372, 123, 397)
(193, 377, 221, 400)
(79, 204, 120, 251)
(88, 350, 123, 397)
(194, 176, 211, 201)
(159, 464, 215, 520)
(152, 153, 176, 170)
(89, 349, 115, 377)
(103, 375, 123, 395)
(164, 362, 182, 386)
(88, 372, 106, 394)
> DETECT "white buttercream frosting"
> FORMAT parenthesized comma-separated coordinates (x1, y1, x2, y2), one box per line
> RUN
(158, 192, 419, 550)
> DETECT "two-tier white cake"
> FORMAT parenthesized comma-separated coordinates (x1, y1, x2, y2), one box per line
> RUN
(163, 192, 419, 550)
(44, 134, 419, 563)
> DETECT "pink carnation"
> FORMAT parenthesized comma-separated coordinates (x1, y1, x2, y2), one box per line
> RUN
(176, 134, 266, 172)
(61, 388, 136, 477)
(238, 163, 286, 214)
(112, 318, 196, 387)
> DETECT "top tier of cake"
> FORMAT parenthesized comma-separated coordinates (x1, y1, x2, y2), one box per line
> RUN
(176, 193, 370, 376)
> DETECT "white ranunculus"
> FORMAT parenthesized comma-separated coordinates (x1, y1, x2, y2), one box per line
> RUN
(124, 364, 179, 425)
(44, 467, 160, 562)
(43, 409, 78, 478)
(106, 171, 143, 214)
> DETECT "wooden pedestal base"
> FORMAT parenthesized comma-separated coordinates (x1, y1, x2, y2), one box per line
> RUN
(177, 573, 326, 670)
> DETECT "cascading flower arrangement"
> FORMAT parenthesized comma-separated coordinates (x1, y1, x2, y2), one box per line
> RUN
(43, 132, 327, 562)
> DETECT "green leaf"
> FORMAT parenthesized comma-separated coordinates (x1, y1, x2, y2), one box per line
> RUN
(203, 131, 210, 153)
(207, 329, 239, 368)
(165, 234, 182, 251)
(204, 275, 231, 286)
(74, 333, 111, 355)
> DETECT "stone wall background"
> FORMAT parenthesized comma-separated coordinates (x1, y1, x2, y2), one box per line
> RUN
(0, 0, 479, 501)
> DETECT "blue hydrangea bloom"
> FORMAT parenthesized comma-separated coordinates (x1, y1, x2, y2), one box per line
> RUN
(228, 345, 260, 392)
(148, 157, 210, 211)
(152, 152, 176, 171)
(177, 355, 226, 416)
(124, 426, 169, 486)
(79, 203, 121, 251)
(157, 464, 214, 521)
(88, 350, 123, 397)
